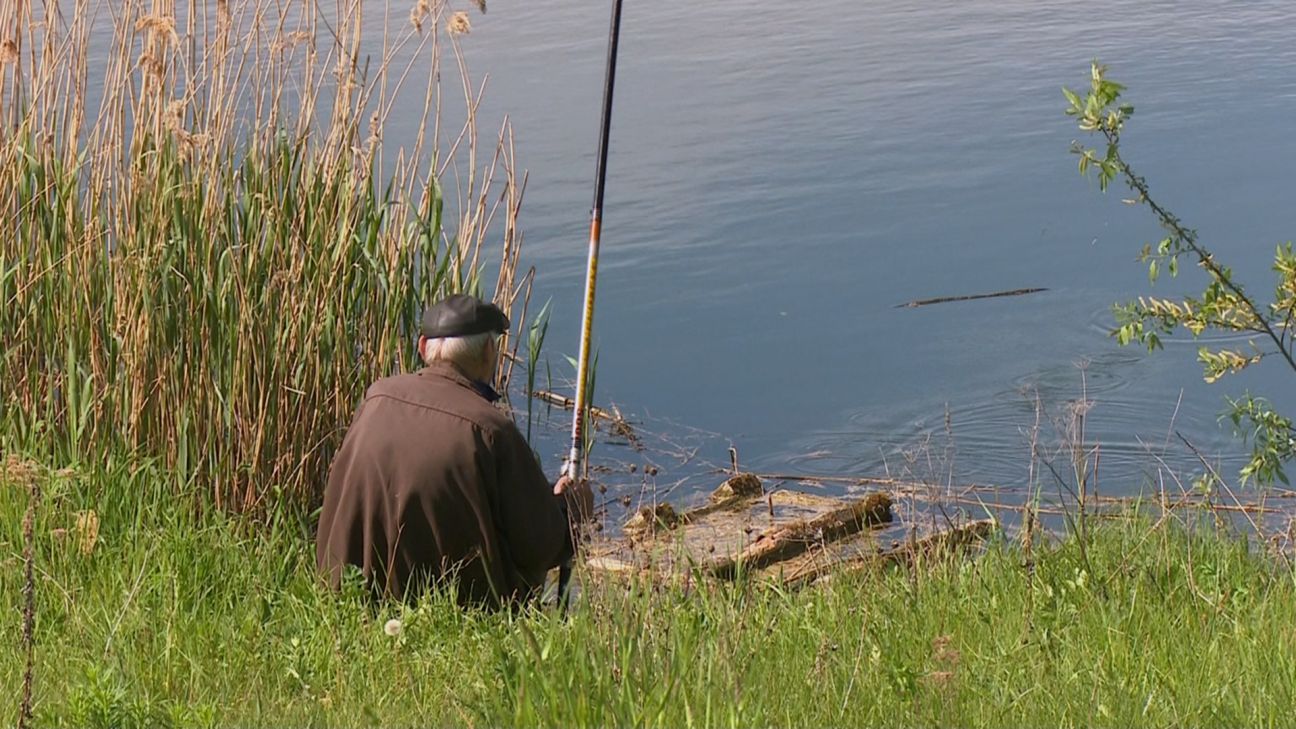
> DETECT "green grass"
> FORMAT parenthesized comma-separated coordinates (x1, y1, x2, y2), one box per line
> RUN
(4, 456, 1295, 727)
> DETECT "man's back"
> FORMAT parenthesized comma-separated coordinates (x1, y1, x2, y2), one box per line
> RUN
(316, 362, 572, 605)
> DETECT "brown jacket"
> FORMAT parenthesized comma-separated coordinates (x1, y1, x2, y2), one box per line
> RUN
(315, 362, 572, 606)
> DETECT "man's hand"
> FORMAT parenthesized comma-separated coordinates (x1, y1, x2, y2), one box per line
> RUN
(552, 473, 574, 495)
(554, 474, 595, 524)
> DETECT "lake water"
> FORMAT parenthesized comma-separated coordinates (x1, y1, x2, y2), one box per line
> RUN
(440, 0, 1296, 499)
(67, 0, 1296, 503)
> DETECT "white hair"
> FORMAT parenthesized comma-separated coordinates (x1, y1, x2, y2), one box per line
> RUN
(421, 331, 494, 369)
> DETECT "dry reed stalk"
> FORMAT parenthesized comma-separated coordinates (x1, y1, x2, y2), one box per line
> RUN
(2, 0, 529, 510)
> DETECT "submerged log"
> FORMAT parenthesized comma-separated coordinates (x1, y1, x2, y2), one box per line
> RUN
(781, 518, 995, 589)
(705, 492, 893, 579)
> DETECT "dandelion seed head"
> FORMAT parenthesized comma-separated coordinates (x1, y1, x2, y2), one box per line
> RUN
(384, 618, 402, 637)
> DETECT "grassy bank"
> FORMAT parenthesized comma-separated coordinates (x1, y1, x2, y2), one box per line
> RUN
(4, 456, 1295, 727)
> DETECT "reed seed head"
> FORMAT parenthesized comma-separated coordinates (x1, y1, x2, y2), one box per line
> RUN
(273, 31, 314, 54)
(447, 11, 471, 36)
(135, 15, 179, 46)
(136, 50, 165, 83)
(410, 0, 434, 32)
(163, 100, 185, 130)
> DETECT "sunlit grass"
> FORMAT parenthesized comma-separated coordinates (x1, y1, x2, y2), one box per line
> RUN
(3, 456, 1294, 727)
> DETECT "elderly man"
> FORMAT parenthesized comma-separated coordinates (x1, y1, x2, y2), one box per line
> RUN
(316, 294, 591, 607)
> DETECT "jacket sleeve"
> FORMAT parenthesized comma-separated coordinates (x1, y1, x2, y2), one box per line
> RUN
(489, 424, 574, 572)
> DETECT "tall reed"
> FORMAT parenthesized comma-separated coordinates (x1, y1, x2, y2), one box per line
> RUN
(1, 0, 528, 510)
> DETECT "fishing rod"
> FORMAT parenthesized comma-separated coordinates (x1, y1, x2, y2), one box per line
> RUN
(558, 0, 625, 611)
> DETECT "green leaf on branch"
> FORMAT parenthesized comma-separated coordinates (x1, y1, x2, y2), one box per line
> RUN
(1072, 60, 1296, 486)
(1199, 346, 1263, 383)
(1225, 395, 1295, 486)
(1062, 87, 1083, 116)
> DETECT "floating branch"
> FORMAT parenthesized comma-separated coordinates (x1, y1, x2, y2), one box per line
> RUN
(896, 287, 1048, 308)
(530, 389, 642, 448)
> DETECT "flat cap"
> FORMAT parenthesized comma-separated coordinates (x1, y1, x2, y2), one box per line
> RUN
(421, 294, 510, 338)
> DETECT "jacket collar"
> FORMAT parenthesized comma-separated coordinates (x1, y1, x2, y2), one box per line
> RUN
(417, 361, 502, 403)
